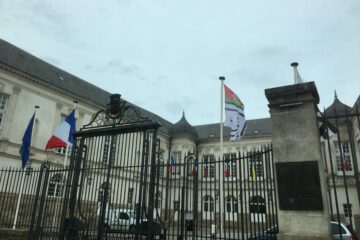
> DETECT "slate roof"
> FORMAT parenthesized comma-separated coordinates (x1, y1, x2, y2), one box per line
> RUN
(194, 118, 272, 140)
(0, 39, 173, 132)
(169, 112, 199, 139)
(324, 96, 352, 118)
(0, 38, 272, 139)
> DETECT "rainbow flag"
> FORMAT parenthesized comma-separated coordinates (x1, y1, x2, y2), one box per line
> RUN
(224, 84, 246, 141)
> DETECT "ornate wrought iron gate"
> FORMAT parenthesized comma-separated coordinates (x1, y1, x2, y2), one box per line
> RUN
(29, 95, 162, 240)
(155, 147, 278, 240)
(320, 104, 360, 234)
(27, 95, 278, 240)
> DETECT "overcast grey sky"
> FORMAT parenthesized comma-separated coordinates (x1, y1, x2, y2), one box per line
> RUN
(1, 0, 359, 125)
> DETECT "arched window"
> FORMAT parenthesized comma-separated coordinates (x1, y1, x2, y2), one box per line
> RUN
(249, 195, 266, 214)
(225, 195, 238, 213)
(203, 195, 214, 212)
(47, 173, 64, 197)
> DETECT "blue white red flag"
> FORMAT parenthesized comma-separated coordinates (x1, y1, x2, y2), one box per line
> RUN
(45, 109, 76, 150)
(192, 159, 198, 176)
(342, 154, 351, 171)
(167, 155, 176, 173)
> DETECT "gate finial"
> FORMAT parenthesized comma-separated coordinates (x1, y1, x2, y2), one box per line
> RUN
(107, 94, 122, 115)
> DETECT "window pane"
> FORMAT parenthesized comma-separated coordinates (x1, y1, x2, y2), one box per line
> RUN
(203, 155, 215, 178)
(128, 188, 133, 204)
(0, 94, 8, 128)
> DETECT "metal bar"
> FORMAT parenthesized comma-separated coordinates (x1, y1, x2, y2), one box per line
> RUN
(321, 138, 334, 220)
(323, 108, 342, 237)
(334, 105, 353, 228)
(345, 108, 360, 208)
(97, 134, 114, 240)
(34, 165, 50, 239)
(28, 167, 45, 240)
(75, 122, 161, 138)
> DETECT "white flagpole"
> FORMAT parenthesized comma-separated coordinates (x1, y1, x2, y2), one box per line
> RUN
(219, 76, 225, 236)
(13, 105, 39, 229)
(52, 100, 78, 229)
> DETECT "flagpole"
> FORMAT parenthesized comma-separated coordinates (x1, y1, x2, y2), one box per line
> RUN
(52, 100, 78, 229)
(13, 105, 39, 229)
(63, 100, 78, 169)
(219, 76, 225, 237)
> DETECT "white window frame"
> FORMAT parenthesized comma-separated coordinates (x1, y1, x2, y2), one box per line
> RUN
(225, 195, 238, 221)
(155, 191, 162, 209)
(47, 173, 64, 197)
(0, 93, 9, 129)
(224, 153, 237, 181)
(172, 151, 182, 176)
(343, 203, 352, 217)
(334, 141, 353, 175)
(102, 136, 117, 165)
(203, 155, 215, 180)
(202, 195, 214, 220)
(249, 195, 266, 223)
(249, 152, 264, 181)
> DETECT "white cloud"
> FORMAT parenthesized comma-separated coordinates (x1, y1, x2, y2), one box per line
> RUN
(0, 0, 359, 124)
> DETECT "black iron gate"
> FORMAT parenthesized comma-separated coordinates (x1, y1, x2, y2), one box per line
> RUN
(29, 94, 162, 240)
(320, 103, 360, 235)
(27, 94, 278, 240)
(155, 146, 278, 240)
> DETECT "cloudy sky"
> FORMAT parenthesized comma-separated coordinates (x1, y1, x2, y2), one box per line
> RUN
(0, 0, 359, 125)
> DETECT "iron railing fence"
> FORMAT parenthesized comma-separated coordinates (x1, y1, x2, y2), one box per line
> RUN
(320, 104, 360, 236)
(0, 146, 277, 240)
(155, 146, 277, 240)
(0, 165, 68, 230)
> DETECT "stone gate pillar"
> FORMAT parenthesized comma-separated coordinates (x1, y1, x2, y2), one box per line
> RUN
(265, 82, 330, 240)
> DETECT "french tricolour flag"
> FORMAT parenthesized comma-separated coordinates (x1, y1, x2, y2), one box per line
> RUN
(45, 109, 76, 151)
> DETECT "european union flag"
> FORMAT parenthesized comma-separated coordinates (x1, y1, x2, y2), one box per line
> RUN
(19, 113, 35, 169)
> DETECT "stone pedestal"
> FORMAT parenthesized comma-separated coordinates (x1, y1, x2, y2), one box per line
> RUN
(265, 82, 331, 240)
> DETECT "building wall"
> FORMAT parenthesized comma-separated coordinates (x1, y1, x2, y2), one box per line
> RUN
(0, 68, 99, 168)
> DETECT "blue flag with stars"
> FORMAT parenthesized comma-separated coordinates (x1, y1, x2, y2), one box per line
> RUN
(19, 112, 35, 169)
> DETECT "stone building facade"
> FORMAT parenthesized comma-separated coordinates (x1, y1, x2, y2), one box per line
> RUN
(0, 39, 360, 232)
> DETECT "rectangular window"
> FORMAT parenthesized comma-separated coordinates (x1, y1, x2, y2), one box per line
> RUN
(224, 153, 237, 178)
(249, 152, 264, 180)
(203, 155, 215, 179)
(102, 136, 117, 165)
(174, 200, 180, 211)
(155, 191, 162, 208)
(158, 150, 164, 178)
(127, 188, 134, 204)
(334, 141, 353, 172)
(172, 151, 182, 175)
(47, 174, 64, 197)
(344, 203, 352, 217)
(0, 93, 8, 129)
